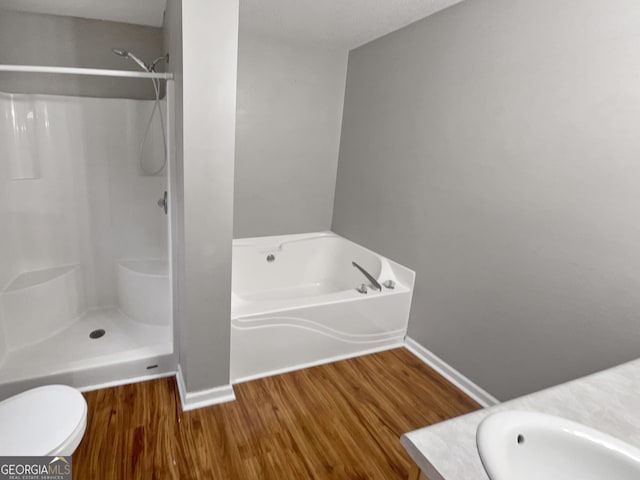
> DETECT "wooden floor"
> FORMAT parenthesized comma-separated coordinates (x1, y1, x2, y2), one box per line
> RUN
(73, 348, 480, 479)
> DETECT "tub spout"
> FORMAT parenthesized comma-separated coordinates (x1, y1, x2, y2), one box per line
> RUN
(352, 261, 382, 291)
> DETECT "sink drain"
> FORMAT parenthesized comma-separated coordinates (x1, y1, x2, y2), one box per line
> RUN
(89, 329, 106, 339)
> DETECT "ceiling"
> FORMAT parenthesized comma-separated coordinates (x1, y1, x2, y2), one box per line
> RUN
(0, 0, 464, 49)
(240, 0, 466, 50)
(0, 0, 167, 27)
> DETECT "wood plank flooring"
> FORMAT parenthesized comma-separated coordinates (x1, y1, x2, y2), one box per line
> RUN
(73, 348, 480, 479)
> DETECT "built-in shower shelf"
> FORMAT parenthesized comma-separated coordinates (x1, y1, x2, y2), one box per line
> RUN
(4, 265, 79, 292)
(1, 265, 86, 350)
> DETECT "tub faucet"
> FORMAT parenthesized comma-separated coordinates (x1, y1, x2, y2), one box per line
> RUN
(352, 262, 382, 291)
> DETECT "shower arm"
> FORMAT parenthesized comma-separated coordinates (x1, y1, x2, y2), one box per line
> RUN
(149, 54, 169, 72)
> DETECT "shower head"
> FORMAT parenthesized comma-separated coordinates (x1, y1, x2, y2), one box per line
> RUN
(111, 48, 149, 72)
(111, 48, 128, 57)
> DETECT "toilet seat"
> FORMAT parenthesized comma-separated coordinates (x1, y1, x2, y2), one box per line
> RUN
(0, 385, 87, 456)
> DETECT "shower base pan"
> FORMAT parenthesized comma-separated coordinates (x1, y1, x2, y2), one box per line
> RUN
(0, 307, 174, 399)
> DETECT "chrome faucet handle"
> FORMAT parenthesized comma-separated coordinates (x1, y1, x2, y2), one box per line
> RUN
(352, 261, 382, 291)
(356, 284, 368, 294)
(157, 191, 168, 215)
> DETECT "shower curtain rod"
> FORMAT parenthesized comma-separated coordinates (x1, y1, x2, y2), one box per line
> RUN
(0, 65, 173, 80)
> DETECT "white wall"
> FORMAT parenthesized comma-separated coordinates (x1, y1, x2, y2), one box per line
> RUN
(163, 0, 184, 379)
(234, 31, 347, 238)
(333, 0, 640, 400)
(0, 92, 167, 303)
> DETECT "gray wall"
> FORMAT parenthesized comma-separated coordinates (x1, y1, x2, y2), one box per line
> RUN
(233, 31, 347, 238)
(175, 0, 238, 393)
(333, 0, 640, 400)
(0, 9, 163, 99)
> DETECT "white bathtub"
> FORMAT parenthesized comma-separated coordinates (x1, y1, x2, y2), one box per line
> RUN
(230, 232, 415, 382)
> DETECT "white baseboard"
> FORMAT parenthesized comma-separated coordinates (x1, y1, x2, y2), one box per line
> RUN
(78, 371, 176, 393)
(404, 337, 500, 408)
(176, 365, 236, 411)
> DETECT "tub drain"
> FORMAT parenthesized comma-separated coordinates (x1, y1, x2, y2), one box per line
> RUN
(90, 329, 106, 339)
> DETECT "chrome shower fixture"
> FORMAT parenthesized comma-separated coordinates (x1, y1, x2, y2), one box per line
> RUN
(150, 54, 169, 72)
(111, 47, 168, 176)
(111, 48, 169, 72)
(111, 48, 150, 71)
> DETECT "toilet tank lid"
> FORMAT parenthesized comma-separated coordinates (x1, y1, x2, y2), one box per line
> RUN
(0, 385, 87, 456)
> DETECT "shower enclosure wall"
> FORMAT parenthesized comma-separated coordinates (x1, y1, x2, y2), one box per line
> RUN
(0, 67, 176, 398)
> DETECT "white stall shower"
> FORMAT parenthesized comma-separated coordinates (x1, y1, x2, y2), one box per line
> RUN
(0, 89, 173, 389)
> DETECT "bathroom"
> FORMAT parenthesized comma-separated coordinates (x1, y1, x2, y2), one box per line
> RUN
(1, 0, 640, 478)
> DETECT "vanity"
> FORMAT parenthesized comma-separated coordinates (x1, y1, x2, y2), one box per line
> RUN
(401, 358, 640, 480)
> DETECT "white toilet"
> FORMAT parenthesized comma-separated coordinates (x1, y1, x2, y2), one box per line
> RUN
(0, 385, 87, 456)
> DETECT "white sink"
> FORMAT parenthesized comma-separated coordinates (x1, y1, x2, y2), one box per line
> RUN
(476, 410, 640, 480)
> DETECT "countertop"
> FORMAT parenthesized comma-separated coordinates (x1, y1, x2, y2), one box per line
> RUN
(401, 358, 640, 480)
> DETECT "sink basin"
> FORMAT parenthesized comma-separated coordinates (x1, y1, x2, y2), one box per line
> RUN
(476, 410, 640, 480)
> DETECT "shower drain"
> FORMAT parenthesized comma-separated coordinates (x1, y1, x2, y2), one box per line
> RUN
(89, 329, 106, 339)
